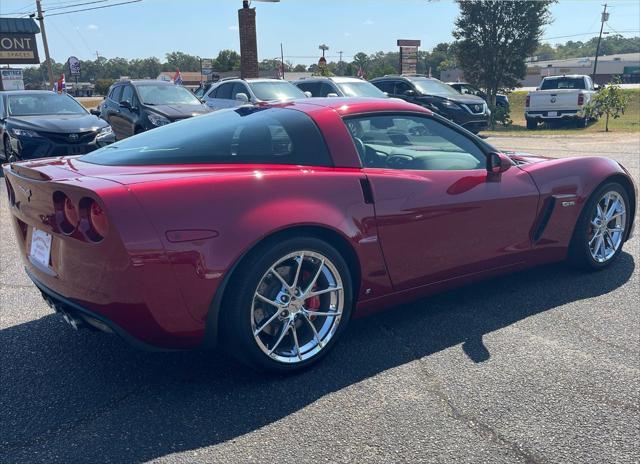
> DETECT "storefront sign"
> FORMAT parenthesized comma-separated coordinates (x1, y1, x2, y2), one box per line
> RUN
(397, 40, 420, 75)
(0, 34, 39, 64)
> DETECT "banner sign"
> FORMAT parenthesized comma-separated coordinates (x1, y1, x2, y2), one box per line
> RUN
(0, 68, 25, 90)
(68, 56, 81, 75)
(0, 33, 40, 64)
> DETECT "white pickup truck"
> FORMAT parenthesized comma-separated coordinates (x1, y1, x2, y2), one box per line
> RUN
(525, 75, 598, 129)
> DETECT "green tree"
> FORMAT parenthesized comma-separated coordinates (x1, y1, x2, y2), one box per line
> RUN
(215, 49, 241, 72)
(586, 78, 629, 132)
(94, 79, 115, 96)
(164, 51, 201, 72)
(293, 64, 307, 72)
(453, 0, 554, 107)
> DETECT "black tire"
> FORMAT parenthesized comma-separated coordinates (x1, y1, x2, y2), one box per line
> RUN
(526, 118, 537, 130)
(221, 236, 353, 373)
(568, 182, 630, 271)
(576, 117, 589, 128)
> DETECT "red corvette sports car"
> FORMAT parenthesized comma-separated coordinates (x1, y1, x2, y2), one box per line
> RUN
(3, 97, 636, 372)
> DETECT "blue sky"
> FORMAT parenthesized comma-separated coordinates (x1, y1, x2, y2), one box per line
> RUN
(3, 0, 639, 65)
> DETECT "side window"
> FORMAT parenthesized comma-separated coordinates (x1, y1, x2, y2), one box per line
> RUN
(215, 83, 234, 100)
(120, 85, 134, 103)
(0, 96, 4, 117)
(109, 86, 123, 102)
(585, 77, 593, 90)
(81, 107, 333, 167)
(318, 82, 337, 97)
(232, 83, 250, 99)
(372, 80, 393, 94)
(296, 82, 321, 96)
(345, 114, 485, 171)
(394, 81, 413, 95)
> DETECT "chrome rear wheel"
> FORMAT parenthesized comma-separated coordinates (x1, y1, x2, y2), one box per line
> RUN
(251, 250, 344, 364)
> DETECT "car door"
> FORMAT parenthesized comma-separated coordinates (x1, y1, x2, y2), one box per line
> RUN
(204, 82, 236, 110)
(345, 113, 540, 290)
(114, 84, 137, 139)
(103, 85, 125, 139)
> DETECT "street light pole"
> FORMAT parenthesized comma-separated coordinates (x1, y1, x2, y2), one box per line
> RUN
(592, 3, 608, 82)
(34, 0, 54, 89)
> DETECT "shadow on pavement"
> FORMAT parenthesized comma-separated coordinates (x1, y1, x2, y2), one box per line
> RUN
(0, 252, 635, 462)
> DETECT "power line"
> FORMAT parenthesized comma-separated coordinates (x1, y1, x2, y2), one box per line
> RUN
(45, 0, 142, 17)
(45, 0, 109, 13)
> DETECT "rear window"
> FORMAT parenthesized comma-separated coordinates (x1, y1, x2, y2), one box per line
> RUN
(80, 107, 332, 167)
(540, 78, 586, 90)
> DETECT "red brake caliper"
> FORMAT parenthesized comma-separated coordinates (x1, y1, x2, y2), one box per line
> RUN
(302, 270, 321, 321)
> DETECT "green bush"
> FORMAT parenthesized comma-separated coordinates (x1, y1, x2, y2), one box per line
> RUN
(94, 79, 116, 96)
(490, 103, 512, 128)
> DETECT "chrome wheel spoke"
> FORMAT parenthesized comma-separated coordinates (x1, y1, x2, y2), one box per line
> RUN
(304, 309, 342, 317)
(292, 325, 302, 360)
(290, 253, 305, 292)
(253, 310, 282, 337)
(302, 311, 323, 347)
(270, 267, 291, 291)
(307, 286, 342, 299)
(303, 258, 325, 296)
(268, 320, 291, 356)
(255, 292, 283, 309)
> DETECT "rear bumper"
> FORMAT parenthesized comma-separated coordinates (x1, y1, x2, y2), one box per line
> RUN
(525, 109, 584, 120)
(28, 268, 176, 351)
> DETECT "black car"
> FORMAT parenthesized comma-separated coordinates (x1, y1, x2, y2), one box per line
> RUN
(371, 75, 490, 134)
(99, 80, 211, 140)
(0, 90, 115, 163)
(447, 82, 509, 110)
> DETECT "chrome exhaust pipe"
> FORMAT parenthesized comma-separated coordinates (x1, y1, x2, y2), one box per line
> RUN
(61, 311, 84, 330)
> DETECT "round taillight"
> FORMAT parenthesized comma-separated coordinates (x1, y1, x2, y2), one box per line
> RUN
(64, 196, 78, 226)
(89, 200, 108, 238)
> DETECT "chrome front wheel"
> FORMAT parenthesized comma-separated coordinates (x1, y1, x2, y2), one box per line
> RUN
(251, 250, 345, 364)
(588, 191, 626, 263)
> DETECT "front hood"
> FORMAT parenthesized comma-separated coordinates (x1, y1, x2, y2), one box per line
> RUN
(7, 114, 108, 133)
(434, 94, 486, 105)
(147, 104, 211, 119)
(502, 150, 555, 165)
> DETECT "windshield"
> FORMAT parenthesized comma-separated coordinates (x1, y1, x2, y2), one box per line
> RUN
(413, 79, 461, 97)
(540, 78, 586, 90)
(249, 81, 307, 101)
(137, 84, 201, 105)
(337, 82, 387, 98)
(7, 93, 87, 116)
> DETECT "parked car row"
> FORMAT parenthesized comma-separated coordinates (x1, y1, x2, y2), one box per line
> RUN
(0, 74, 521, 163)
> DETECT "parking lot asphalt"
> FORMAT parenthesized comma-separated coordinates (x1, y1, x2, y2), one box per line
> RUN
(1, 133, 638, 464)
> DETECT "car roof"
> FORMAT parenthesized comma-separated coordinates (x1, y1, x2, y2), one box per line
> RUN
(542, 75, 587, 79)
(293, 76, 365, 84)
(123, 79, 174, 86)
(0, 90, 59, 95)
(273, 97, 432, 117)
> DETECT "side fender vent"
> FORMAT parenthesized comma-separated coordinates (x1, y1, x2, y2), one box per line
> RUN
(532, 197, 556, 243)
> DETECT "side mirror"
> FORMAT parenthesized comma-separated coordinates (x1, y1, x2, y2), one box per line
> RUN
(303, 91, 312, 98)
(235, 93, 249, 103)
(404, 89, 416, 97)
(326, 93, 339, 98)
(383, 92, 389, 97)
(119, 100, 133, 110)
(487, 152, 512, 174)
(594, 84, 601, 91)
(89, 109, 100, 116)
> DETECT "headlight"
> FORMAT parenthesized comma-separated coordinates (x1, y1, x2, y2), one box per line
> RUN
(148, 113, 170, 127)
(96, 125, 113, 138)
(438, 100, 462, 110)
(10, 128, 39, 137)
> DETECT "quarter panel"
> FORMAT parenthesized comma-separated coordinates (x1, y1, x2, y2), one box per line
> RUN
(128, 167, 393, 324)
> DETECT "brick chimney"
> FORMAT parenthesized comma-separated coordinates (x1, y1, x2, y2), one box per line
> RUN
(238, 6, 259, 78)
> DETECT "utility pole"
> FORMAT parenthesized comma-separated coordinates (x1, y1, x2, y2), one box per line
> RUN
(280, 43, 285, 80)
(592, 3, 608, 81)
(35, 0, 55, 90)
(338, 51, 343, 63)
